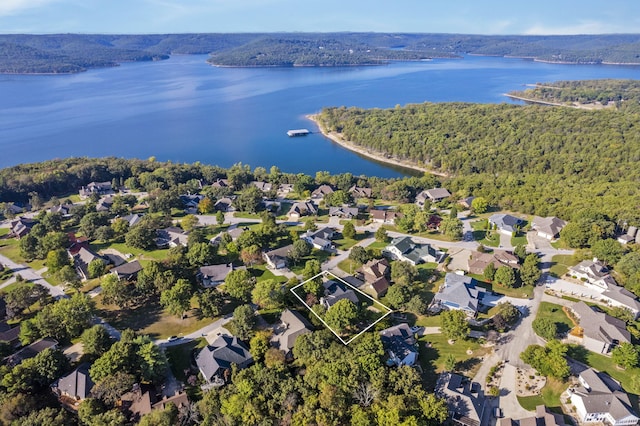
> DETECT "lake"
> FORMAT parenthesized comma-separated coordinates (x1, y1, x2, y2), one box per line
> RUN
(1, 55, 639, 177)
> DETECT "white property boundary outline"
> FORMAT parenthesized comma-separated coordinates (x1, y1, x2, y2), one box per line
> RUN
(290, 270, 393, 345)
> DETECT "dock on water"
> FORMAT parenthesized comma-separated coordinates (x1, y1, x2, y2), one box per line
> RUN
(287, 129, 310, 137)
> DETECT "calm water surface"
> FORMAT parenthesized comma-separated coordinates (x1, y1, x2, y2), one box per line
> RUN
(1, 55, 639, 177)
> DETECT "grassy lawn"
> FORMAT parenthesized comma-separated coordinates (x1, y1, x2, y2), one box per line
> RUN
(289, 250, 332, 275)
(418, 333, 490, 388)
(96, 296, 214, 340)
(518, 377, 568, 412)
(511, 233, 528, 247)
(367, 241, 388, 250)
(337, 258, 361, 275)
(470, 274, 534, 299)
(165, 338, 208, 382)
(233, 212, 261, 219)
(248, 265, 287, 284)
(549, 254, 576, 278)
(0, 280, 34, 295)
(333, 237, 360, 251)
(414, 315, 441, 327)
(536, 302, 574, 335)
(471, 220, 500, 247)
(91, 241, 170, 261)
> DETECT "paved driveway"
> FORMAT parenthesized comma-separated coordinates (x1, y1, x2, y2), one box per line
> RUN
(0, 253, 65, 298)
(499, 363, 535, 420)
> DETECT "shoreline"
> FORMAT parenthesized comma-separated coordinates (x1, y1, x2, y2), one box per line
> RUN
(306, 114, 449, 177)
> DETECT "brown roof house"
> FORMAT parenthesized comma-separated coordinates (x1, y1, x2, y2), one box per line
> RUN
(287, 201, 317, 221)
(356, 258, 391, 298)
(311, 184, 334, 201)
(370, 208, 402, 225)
(198, 264, 245, 288)
(567, 302, 631, 354)
(467, 250, 520, 275)
(349, 185, 372, 199)
(111, 260, 143, 281)
(196, 335, 253, 386)
(436, 372, 487, 426)
(270, 309, 313, 356)
(498, 405, 566, 426)
(416, 187, 451, 207)
(9, 217, 37, 239)
(72, 247, 108, 281)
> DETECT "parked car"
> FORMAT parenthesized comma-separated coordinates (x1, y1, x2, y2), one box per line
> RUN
(167, 335, 179, 342)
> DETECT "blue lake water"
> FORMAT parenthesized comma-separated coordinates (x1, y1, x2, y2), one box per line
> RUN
(1, 54, 639, 177)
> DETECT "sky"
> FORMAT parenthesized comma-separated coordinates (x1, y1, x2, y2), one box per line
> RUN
(1, 0, 639, 35)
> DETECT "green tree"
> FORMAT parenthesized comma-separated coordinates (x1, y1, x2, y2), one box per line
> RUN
(324, 299, 359, 333)
(520, 253, 541, 286)
(234, 185, 263, 213)
(240, 244, 262, 267)
(343, 221, 356, 239)
(290, 239, 312, 265)
(611, 343, 639, 369)
(514, 244, 527, 262)
(56, 264, 81, 290)
(375, 226, 388, 242)
(440, 217, 463, 240)
(91, 371, 137, 405)
(81, 325, 113, 360)
(181, 214, 199, 232)
(391, 261, 418, 286)
(224, 269, 256, 302)
(232, 304, 256, 340)
(18, 234, 38, 261)
(349, 246, 370, 264)
(198, 197, 215, 214)
(139, 404, 178, 426)
(532, 317, 557, 340)
(385, 284, 413, 309)
(88, 258, 106, 278)
(483, 262, 496, 281)
(186, 241, 216, 267)
(251, 279, 284, 309)
(591, 238, 625, 266)
(471, 197, 488, 214)
(440, 310, 469, 341)
(100, 274, 133, 309)
(160, 279, 192, 319)
(494, 266, 516, 288)
(197, 288, 224, 318)
(249, 330, 271, 361)
(80, 212, 110, 240)
(216, 210, 225, 225)
(444, 353, 457, 371)
(125, 223, 158, 250)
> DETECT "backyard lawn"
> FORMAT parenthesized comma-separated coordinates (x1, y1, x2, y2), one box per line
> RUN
(535, 302, 574, 335)
(165, 338, 208, 382)
(549, 254, 576, 278)
(471, 220, 500, 247)
(567, 344, 640, 395)
(517, 377, 568, 412)
(248, 264, 287, 283)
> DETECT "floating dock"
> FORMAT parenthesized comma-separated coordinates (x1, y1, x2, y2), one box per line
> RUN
(287, 129, 310, 137)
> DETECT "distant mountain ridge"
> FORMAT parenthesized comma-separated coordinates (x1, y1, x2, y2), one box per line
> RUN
(1, 33, 640, 73)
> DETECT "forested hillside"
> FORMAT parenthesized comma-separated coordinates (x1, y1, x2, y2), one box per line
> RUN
(509, 79, 640, 112)
(2, 33, 640, 73)
(316, 101, 640, 221)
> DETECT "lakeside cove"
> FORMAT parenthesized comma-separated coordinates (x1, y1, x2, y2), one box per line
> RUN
(306, 114, 449, 177)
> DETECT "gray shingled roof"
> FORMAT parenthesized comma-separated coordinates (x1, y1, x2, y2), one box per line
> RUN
(432, 273, 484, 314)
(570, 302, 630, 346)
(270, 309, 313, 353)
(573, 368, 639, 423)
(57, 363, 94, 400)
(196, 335, 252, 383)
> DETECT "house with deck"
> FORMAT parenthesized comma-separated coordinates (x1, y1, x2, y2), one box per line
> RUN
(416, 187, 451, 207)
(300, 227, 335, 252)
(567, 302, 630, 354)
(270, 309, 313, 357)
(379, 323, 418, 367)
(430, 272, 486, 317)
(383, 236, 445, 265)
(287, 201, 317, 221)
(436, 372, 487, 426)
(320, 280, 359, 310)
(196, 335, 253, 385)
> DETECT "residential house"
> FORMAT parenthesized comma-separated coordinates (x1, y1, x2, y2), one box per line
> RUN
(531, 216, 567, 240)
(263, 244, 293, 269)
(198, 264, 245, 288)
(288, 201, 317, 221)
(111, 260, 143, 281)
(459, 196, 476, 210)
(211, 178, 230, 188)
(356, 258, 391, 298)
(67, 233, 90, 256)
(567, 302, 631, 354)
(617, 226, 637, 245)
(5, 338, 58, 366)
(53, 363, 94, 408)
(214, 197, 235, 212)
(277, 184, 294, 197)
(50, 203, 74, 217)
(601, 285, 640, 320)
(488, 213, 524, 236)
(311, 184, 334, 201)
(251, 181, 273, 193)
(430, 272, 486, 317)
(568, 259, 617, 291)
(370, 209, 402, 225)
(270, 309, 313, 356)
(321, 280, 360, 309)
(151, 392, 190, 412)
(0, 321, 21, 347)
(180, 194, 205, 213)
(498, 405, 567, 426)
(95, 196, 114, 212)
(467, 250, 520, 275)
(120, 385, 156, 422)
(300, 227, 335, 252)
(9, 217, 36, 238)
(379, 323, 418, 367)
(4, 203, 25, 215)
(568, 368, 640, 426)
(436, 372, 487, 426)
(196, 335, 253, 385)
(383, 236, 446, 265)
(118, 213, 143, 228)
(79, 181, 113, 198)
(73, 247, 108, 280)
(156, 227, 189, 248)
(349, 185, 372, 199)
(416, 187, 451, 207)
(328, 206, 359, 219)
